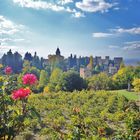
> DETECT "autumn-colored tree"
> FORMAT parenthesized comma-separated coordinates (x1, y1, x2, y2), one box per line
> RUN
(87, 56, 93, 70)
(132, 78, 140, 92)
(113, 66, 134, 91)
(134, 65, 140, 78)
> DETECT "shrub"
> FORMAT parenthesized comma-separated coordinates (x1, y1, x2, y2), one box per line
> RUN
(132, 78, 140, 92)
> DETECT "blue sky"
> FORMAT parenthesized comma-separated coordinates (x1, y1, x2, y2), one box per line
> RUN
(0, 0, 140, 60)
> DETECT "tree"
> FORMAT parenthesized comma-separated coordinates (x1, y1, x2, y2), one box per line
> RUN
(87, 56, 93, 70)
(30, 67, 40, 79)
(132, 78, 140, 92)
(49, 68, 63, 91)
(88, 72, 111, 90)
(57, 71, 87, 92)
(134, 65, 140, 78)
(120, 61, 125, 69)
(0, 64, 3, 75)
(113, 66, 134, 91)
(93, 65, 100, 74)
(22, 60, 31, 74)
(38, 70, 48, 91)
(50, 68, 62, 83)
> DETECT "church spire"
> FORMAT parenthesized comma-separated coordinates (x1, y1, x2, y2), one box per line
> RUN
(56, 47, 61, 56)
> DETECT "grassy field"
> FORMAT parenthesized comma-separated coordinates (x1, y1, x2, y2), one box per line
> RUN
(110, 90, 139, 100)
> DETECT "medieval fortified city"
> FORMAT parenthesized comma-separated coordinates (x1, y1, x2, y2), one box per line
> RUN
(0, 48, 123, 77)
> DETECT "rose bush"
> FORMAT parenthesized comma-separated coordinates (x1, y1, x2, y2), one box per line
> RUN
(4, 66, 12, 75)
(22, 73, 37, 85)
(0, 67, 39, 140)
(12, 88, 31, 100)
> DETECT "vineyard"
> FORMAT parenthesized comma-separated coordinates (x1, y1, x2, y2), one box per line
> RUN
(15, 91, 140, 140)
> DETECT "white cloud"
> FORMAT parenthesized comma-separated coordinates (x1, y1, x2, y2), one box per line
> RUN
(113, 27, 140, 35)
(65, 7, 76, 13)
(108, 45, 119, 49)
(13, 0, 85, 18)
(76, 0, 117, 13)
(123, 41, 140, 51)
(12, 0, 117, 18)
(58, 0, 73, 5)
(0, 16, 24, 35)
(93, 26, 140, 38)
(0, 38, 25, 43)
(92, 32, 113, 38)
(13, 0, 66, 11)
(0, 15, 30, 49)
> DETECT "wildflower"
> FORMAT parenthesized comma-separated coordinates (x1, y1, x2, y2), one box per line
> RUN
(22, 73, 37, 85)
(12, 88, 31, 100)
(4, 66, 12, 75)
(73, 107, 80, 113)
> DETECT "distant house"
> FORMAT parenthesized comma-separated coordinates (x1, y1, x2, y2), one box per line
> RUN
(42, 59, 49, 67)
(109, 66, 118, 75)
(80, 67, 92, 79)
(114, 57, 123, 69)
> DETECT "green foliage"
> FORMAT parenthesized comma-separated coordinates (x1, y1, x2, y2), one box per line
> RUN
(120, 61, 125, 69)
(49, 68, 63, 92)
(22, 60, 31, 74)
(50, 68, 62, 83)
(126, 113, 140, 133)
(0, 76, 3, 87)
(113, 66, 134, 90)
(132, 78, 140, 92)
(3, 75, 20, 95)
(22, 60, 40, 79)
(29, 67, 40, 79)
(88, 72, 111, 90)
(134, 65, 140, 78)
(38, 70, 48, 92)
(57, 71, 87, 92)
(93, 65, 100, 74)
